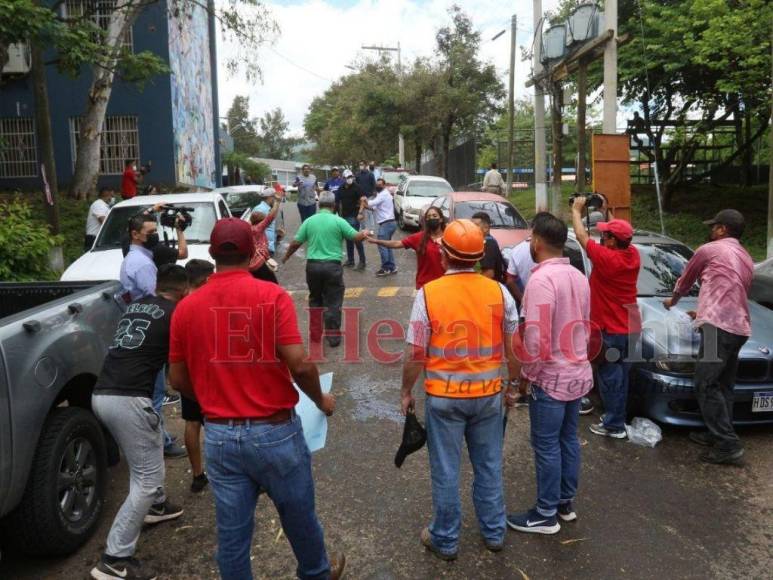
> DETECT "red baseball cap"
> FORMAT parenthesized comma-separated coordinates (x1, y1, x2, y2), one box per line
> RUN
(597, 219, 634, 241)
(209, 218, 254, 259)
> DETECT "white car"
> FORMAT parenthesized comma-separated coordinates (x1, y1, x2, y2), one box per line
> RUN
(61, 192, 232, 281)
(393, 175, 454, 230)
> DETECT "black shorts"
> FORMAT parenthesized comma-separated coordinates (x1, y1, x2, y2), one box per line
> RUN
(180, 394, 203, 423)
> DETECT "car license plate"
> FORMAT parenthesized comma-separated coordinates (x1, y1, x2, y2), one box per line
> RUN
(751, 391, 773, 412)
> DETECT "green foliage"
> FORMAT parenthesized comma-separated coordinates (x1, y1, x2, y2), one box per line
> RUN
(0, 200, 63, 281)
(305, 60, 401, 165)
(226, 96, 262, 156)
(257, 108, 299, 159)
(222, 151, 271, 183)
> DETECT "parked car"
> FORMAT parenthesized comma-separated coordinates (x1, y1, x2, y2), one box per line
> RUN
(750, 257, 773, 310)
(428, 191, 530, 249)
(213, 185, 267, 218)
(381, 168, 413, 194)
(393, 175, 454, 230)
(61, 192, 231, 282)
(0, 280, 124, 555)
(562, 230, 773, 427)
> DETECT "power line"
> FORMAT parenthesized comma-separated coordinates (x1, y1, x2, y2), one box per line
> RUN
(267, 47, 333, 82)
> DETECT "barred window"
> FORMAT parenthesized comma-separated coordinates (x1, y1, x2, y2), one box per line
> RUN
(70, 116, 140, 175)
(0, 118, 38, 178)
(64, 0, 133, 50)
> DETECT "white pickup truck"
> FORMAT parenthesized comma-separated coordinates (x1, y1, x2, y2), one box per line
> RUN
(61, 193, 231, 281)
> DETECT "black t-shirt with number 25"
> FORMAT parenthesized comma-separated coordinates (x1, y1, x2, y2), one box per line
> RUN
(94, 296, 176, 398)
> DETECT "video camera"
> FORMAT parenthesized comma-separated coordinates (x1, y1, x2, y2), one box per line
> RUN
(568, 192, 605, 211)
(158, 204, 194, 232)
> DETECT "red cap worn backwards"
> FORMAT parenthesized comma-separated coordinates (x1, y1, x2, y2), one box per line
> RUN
(209, 218, 254, 259)
(597, 218, 634, 241)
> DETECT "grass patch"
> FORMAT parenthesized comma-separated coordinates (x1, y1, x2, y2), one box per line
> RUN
(509, 183, 768, 261)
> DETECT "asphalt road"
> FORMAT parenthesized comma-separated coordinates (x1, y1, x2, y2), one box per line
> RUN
(2, 203, 772, 579)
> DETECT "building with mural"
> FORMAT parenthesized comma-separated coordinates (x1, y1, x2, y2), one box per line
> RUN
(0, 1, 221, 191)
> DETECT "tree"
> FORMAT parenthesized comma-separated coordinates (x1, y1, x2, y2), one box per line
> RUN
(226, 95, 261, 156)
(430, 5, 505, 178)
(257, 108, 298, 159)
(69, 0, 277, 198)
(554, 0, 771, 206)
(304, 60, 402, 165)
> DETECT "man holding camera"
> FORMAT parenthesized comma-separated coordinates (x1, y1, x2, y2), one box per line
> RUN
(121, 159, 142, 200)
(571, 196, 641, 439)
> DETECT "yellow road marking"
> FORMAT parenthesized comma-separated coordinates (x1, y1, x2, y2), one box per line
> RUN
(377, 287, 399, 297)
(344, 287, 364, 298)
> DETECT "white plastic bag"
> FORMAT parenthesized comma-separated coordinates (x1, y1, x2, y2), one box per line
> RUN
(625, 417, 662, 448)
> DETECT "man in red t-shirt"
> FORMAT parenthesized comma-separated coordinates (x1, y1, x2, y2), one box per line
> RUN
(121, 159, 139, 200)
(168, 218, 345, 580)
(572, 197, 641, 439)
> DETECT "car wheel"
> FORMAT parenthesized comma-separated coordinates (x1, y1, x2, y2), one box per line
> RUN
(397, 211, 407, 231)
(2, 407, 107, 556)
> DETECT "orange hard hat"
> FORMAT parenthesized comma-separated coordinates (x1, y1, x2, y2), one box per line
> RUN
(441, 219, 485, 262)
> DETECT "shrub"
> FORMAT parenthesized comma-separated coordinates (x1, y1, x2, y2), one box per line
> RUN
(0, 200, 64, 281)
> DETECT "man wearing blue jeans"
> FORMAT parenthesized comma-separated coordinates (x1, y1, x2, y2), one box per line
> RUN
(336, 169, 366, 269)
(507, 212, 592, 535)
(363, 178, 397, 276)
(169, 218, 345, 580)
(402, 220, 521, 559)
(571, 198, 641, 439)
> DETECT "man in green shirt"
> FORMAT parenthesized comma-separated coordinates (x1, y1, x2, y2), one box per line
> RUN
(283, 191, 370, 347)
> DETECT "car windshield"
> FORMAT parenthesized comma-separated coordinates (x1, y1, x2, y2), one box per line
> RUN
(226, 191, 262, 209)
(637, 243, 699, 297)
(94, 202, 218, 250)
(382, 171, 408, 184)
(455, 201, 528, 229)
(408, 180, 453, 197)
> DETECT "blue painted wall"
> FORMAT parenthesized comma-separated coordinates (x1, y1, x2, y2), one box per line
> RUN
(0, 2, 178, 191)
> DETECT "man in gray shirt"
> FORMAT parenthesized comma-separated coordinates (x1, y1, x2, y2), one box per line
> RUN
(295, 163, 319, 223)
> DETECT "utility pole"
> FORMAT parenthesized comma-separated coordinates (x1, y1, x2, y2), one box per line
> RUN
(551, 82, 563, 213)
(576, 60, 588, 193)
(602, 0, 618, 133)
(506, 15, 517, 195)
(767, 25, 772, 258)
(533, 0, 548, 211)
(362, 43, 405, 166)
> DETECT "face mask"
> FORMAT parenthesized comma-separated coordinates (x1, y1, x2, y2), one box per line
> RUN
(143, 233, 159, 250)
(369, 165, 375, 171)
(132, 165, 138, 171)
(346, 177, 354, 184)
(376, 185, 384, 192)
(426, 218, 440, 230)
(108, 196, 115, 206)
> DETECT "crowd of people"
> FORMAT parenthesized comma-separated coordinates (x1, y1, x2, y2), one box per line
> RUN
(87, 164, 754, 579)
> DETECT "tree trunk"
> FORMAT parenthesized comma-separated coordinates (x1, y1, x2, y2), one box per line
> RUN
(30, 40, 60, 234)
(70, 5, 137, 199)
(743, 107, 753, 186)
(414, 139, 422, 173)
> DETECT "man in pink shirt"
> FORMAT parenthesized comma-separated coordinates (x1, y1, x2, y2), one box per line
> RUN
(507, 213, 592, 535)
(664, 209, 753, 465)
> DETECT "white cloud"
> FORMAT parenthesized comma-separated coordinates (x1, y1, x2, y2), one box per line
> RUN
(216, 0, 563, 137)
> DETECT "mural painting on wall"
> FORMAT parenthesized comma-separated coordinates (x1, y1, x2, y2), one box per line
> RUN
(168, 4, 215, 188)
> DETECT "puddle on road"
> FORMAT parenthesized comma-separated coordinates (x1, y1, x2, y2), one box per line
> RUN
(345, 372, 403, 423)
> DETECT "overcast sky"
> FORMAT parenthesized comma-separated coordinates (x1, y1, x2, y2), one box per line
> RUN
(216, 0, 563, 137)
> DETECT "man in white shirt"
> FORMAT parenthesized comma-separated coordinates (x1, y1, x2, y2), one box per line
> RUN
(362, 178, 397, 276)
(482, 163, 505, 195)
(85, 187, 114, 252)
(505, 237, 535, 303)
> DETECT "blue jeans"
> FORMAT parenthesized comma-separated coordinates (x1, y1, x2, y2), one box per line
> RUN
(377, 220, 397, 270)
(343, 217, 366, 264)
(529, 385, 581, 517)
(597, 332, 634, 432)
(152, 367, 173, 449)
(425, 393, 505, 554)
(204, 415, 329, 580)
(298, 203, 316, 223)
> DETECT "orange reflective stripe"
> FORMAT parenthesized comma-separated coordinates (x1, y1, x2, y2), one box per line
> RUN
(424, 273, 505, 399)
